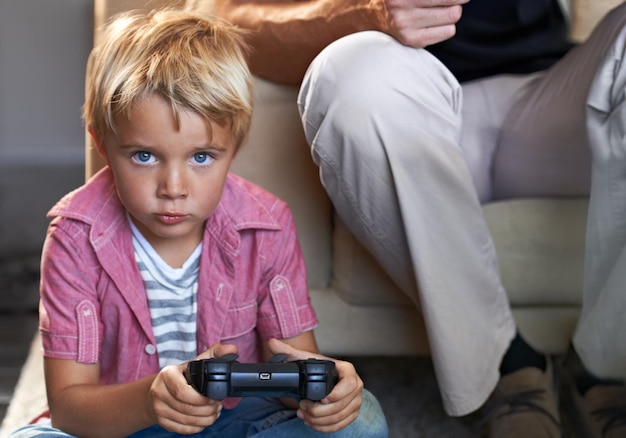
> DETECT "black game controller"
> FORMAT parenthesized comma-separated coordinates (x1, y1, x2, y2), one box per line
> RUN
(184, 353, 338, 401)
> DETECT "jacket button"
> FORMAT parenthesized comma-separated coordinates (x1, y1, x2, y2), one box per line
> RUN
(145, 344, 157, 355)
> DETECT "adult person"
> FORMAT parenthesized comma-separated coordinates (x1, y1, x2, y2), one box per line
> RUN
(196, 1, 626, 436)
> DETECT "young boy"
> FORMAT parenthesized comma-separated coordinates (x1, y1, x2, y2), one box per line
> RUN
(11, 9, 387, 438)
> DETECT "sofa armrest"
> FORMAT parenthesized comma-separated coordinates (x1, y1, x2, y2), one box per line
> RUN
(231, 77, 332, 290)
(570, 0, 624, 42)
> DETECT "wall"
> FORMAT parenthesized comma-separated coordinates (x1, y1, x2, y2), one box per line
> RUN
(0, 0, 93, 260)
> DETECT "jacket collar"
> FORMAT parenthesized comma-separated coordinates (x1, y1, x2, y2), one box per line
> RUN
(48, 167, 283, 254)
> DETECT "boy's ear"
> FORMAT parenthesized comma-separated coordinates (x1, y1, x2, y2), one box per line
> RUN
(88, 126, 108, 163)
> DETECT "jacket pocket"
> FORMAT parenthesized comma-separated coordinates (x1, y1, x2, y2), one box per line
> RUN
(221, 300, 257, 340)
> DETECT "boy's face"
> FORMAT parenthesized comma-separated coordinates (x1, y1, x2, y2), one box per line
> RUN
(93, 94, 237, 261)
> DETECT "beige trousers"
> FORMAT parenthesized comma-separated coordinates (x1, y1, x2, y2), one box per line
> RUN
(298, 5, 626, 416)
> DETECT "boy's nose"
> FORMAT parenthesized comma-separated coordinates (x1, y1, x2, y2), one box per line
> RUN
(158, 166, 188, 199)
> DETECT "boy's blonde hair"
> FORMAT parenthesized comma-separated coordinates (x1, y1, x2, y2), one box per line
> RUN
(84, 9, 253, 150)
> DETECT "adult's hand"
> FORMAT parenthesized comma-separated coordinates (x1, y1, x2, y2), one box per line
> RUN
(384, 0, 469, 48)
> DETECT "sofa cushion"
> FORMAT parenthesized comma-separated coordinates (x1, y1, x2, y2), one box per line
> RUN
(331, 198, 588, 308)
(332, 216, 412, 307)
(483, 198, 587, 306)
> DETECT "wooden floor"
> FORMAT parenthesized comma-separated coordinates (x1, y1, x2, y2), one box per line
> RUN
(0, 312, 39, 425)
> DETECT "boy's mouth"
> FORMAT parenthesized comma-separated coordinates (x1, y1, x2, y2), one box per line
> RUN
(156, 213, 187, 225)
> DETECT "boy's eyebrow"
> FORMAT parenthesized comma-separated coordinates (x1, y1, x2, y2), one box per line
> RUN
(117, 142, 230, 151)
(117, 142, 148, 149)
(200, 142, 230, 152)
(189, 142, 231, 152)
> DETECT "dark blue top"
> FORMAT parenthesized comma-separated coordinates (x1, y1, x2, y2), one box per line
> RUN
(426, 0, 574, 82)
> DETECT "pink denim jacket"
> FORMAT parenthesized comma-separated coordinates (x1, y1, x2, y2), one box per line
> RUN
(39, 167, 318, 387)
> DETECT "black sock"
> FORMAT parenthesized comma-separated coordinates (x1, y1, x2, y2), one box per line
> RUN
(575, 372, 620, 396)
(499, 333, 546, 376)
(566, 346, 624, 396)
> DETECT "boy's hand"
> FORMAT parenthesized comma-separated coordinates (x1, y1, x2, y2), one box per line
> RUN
(148, 343, 238, 434)
(268, 338, 364, 433)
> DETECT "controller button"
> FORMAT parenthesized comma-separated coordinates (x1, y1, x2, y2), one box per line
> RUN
(209, 363, 230, 375)
(305, 363, 327, 374)
(268, 354, 289, 363)
(208, 382, 228, 400)
(219, 353, 240, 362)
(306, 382, 328, 400)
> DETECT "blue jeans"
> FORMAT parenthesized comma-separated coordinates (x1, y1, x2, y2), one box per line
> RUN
(10, 389, 387, 438)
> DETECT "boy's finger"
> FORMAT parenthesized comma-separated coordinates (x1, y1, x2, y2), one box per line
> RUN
(267, 338, 306, 360)
(194, 343, 238, 360)
(213, 343, 239, 359)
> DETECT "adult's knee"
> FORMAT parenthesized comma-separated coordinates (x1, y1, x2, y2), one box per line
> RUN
(298, 31, 459, 148)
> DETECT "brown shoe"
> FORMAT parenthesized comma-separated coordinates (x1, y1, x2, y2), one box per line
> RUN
(573, 383, 626, 438)
(478, 361, 562, 437)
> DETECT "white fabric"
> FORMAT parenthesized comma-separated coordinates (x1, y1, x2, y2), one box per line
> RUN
(298, 4, 626, 416)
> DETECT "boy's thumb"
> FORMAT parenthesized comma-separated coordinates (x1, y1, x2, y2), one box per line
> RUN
(267, 338, 306, 361)
(195, 343, 238, 360)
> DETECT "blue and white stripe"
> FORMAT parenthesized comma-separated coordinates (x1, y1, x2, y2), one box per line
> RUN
(129, 218, 200, 368)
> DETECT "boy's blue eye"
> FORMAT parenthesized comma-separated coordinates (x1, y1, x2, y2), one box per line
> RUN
(193, 152, 211, 164)
(133, 151, 155, 164)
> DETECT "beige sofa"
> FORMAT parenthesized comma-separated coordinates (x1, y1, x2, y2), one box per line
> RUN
(1, 1, 617, 435)
(84, 0, 621, 357)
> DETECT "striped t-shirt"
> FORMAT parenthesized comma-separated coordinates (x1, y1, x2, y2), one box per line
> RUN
(129, 218, 200, 369)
